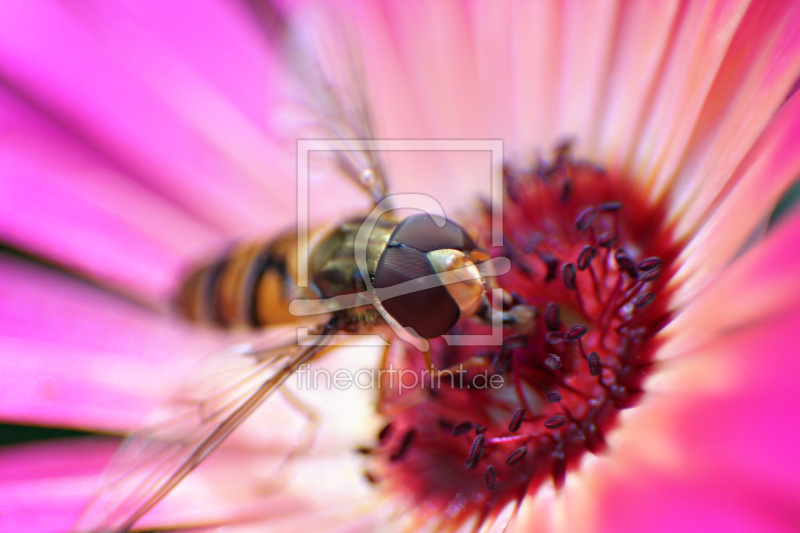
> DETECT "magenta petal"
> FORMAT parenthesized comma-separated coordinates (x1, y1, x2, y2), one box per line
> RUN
(594, 461, 799, 533)
(0, 438, 114, 533)
(660, 306, 800, 505)
(0, 0, 289, 235)
(0, 256, 225, 431)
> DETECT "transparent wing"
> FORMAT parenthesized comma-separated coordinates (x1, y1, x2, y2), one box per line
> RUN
(75, 319, 341, 533)
(246, 0, 391, 204)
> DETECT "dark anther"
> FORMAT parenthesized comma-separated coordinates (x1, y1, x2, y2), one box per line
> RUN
(453, 421, 473, 436)
(474, 424, 487, 434)
(554, 139, 573, 163)
(508, 291, 527, 307)
(599, 201, 622, 212)
(638, 268, 661, 282)
(492, 350, 513, 375)
(506, 446, 528, 465)
(634, 292, 655, 308)
(536, 250, 559, 282)
(485, 465, 497, 490)
(614, 249, 638, 279)
(378, 423, 393, 442)
(577, 245, 597, 270)
(637, 257, 662, 271)
(544, 415, 567, 430)
(503, 334, 529, 350)
(547, 391, 563, 403)
(544, 302, 561, 330)
(465, 434, 486, 470)
(561, 179, 573, 202)
(575, 207, 598, 230)
(545, 353, 562, 370)
(567, 324, 587, 340)
(546, 331, 565, 344)
(599, 231, 618, 248)
(588, 352, 601, 377)
(509, 407, 525, 433)
(355, 446, 373, 455)
(389, 429, 416, 462)
(363, 470, 378, 484)
(562, 262, 577, 290)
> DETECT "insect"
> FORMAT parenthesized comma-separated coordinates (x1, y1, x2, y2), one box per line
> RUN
(75, 4, 534, 532)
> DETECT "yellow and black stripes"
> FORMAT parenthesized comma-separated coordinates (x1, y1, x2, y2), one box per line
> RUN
(175, 235, 296, 329)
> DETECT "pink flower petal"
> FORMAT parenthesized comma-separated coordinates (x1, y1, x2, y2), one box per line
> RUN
(0, 256, 225, 431)
(592, 459, 799, 533)
(672, 88, 800, 306)
(668, 0, 800, 238)
(669, 188, 800, 343)
(0, 86, 223, 300)
(0, 439, 114, 533)
(0, 0, 288, 234)
(595, 1, 682, 166)
(628, 1, 750, 196)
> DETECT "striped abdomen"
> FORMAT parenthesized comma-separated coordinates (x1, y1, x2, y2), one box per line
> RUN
(175, 233, 299, 329)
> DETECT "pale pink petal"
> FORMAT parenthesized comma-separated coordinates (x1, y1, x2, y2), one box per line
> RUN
(595, 1, 682, 166)
(507, 2, 562, 151)
(553, 0, 619, 152)
(0, 437, 330, 533)
(628, 1, 750, 197)
(671, 88, 800, 306)
(667, 0, 800, 237)
(667, 197, 800, 351)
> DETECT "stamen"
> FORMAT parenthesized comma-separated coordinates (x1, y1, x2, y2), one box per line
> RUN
(506, 447, 527, 465)
(389, 429, 416, 462)
(634, 293, 655, 309)
(545, 353, 562, 370)
(544, 302, 561, 330)
(637, 257, 662, 271)
(575, 207, 598, 230)
(639, 268, 661, 282)
(544, 415, 567, 430)
(453, 421, 473, 436)
(546, 391, 563, 403)
(465, 434, 486, 470)
(378, 423, 393, 442)
(599, 201, 622, 212)
(567, 324, 587, 340)
(536, 250, 559, 281)
(577, 245, 597, 270)
(562, 262, 577, 290)
(485, 465, 497, 490)
(599, 231, 617, 248)
(588, 352, 602, 377)
(508, 407, 525, 433)
(614, 249, 638, 279)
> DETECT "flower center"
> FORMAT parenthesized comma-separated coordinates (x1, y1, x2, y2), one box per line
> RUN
(363, 145, 676, 528)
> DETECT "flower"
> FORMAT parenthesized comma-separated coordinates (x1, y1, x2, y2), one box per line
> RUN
(1, 1, 800, 532)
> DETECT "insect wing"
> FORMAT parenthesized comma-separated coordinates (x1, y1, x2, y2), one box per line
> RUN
(74, 324, 339, 533)
(250, 1, 391, 204)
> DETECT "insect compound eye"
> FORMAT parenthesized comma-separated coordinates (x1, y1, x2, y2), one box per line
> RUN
(372, 214, 476, 338)
(388, 214, 476, 253)
(374, 246, 460, 338)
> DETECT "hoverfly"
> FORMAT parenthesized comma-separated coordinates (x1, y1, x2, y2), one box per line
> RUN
(75, 3, 533, 532)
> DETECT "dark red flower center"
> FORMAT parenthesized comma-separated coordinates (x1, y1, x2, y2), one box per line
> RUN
(363, 146, 678, 528)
